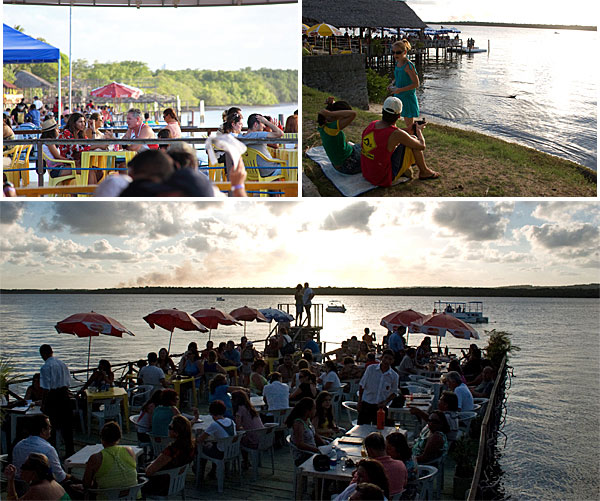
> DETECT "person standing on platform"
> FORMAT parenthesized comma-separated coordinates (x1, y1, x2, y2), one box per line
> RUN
(303, 282, 315, 327)
(38, 344, 75, 457)
(357, 349, 399, 425)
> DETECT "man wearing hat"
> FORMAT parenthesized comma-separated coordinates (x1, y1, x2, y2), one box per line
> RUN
(360, 96, 439, 187)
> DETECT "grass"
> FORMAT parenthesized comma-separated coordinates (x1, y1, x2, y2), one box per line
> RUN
(302, 86, 597, 197)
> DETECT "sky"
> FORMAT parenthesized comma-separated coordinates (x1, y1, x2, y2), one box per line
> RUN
(0, 200, 598, 290)
(406, 0, 597, 25)
(2, 3, 299, 71)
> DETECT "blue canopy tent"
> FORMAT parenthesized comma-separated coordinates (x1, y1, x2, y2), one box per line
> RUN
(3, 24, 62, 115)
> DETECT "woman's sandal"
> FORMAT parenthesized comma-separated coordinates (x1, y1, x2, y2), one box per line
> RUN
(419, 172, 440, 180)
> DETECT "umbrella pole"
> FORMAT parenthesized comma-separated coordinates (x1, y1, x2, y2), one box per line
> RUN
(244, 321, 247, 336)
(168, 329, 174, 354)
(208, 329, 212, 342)
(87, 337, 91, 377)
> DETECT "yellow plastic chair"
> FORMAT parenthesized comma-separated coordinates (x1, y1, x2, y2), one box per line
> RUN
(13, 144, 33, 187)
(3, 145, 23, 187)
(44, 152, 78, 196)
(242, 148, 286, 197)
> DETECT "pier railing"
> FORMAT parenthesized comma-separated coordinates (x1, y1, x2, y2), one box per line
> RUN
(468, 355, 509, 500)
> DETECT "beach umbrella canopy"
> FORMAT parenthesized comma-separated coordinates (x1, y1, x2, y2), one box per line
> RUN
(307, 23, 343, 37)
(191, 307, 241, 341)
(380, 309, 427, 331)
(55, 311, 134, 373)
(229, 306, 268, 335)
(259, 308, 294, 323)
(90, 82, 143, 99)
(143, 308, 208, 353)
(411, 313, 480, 340)
(302, 23, 310, 33)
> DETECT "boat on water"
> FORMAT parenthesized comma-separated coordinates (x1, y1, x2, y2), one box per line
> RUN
(434, 300, 489, 323)
(216, 297, 225, 301)
(448, 46, 487, 54)
(325, 300, 346, 313)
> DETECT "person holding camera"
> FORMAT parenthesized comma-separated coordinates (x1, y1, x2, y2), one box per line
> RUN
(360, 96, 439, 187)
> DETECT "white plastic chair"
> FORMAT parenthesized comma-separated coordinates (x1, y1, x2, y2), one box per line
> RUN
(85, 477, 147, 500)
(415, 465, 437, 500)
(330, 390, 343, 421)
(400, 383, 432, 394)
(285, 434, 306, 497)
(146, 463, 190, 500)
(342, 379, 361, 402)
(195, 432, 244, 493)
(456, 411, 478, 439)
(90, 399, 122, 434)
(422, 453, 447, 500)
(342, 401, 358, 427)
(241, 423, 276, 480)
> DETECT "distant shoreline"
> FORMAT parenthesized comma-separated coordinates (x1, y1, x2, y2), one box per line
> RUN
(1, 285, 598, 298)
(427, 21, 597, 31)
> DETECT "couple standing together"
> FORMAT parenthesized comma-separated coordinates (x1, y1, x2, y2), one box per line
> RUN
(294, 282, 315, 326)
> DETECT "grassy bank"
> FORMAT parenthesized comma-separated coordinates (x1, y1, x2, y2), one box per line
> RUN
(302, 86, 597, 197)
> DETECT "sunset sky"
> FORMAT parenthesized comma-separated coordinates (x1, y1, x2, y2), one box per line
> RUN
(1, 200, 598, 290)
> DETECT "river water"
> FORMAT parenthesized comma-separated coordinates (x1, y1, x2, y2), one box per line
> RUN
(415, 25, 597, 170)
(1, 293, 598, 499)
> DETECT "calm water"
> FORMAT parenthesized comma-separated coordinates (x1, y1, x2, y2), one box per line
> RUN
(1, 293, 598, 499)
(415, 25, 597, 170)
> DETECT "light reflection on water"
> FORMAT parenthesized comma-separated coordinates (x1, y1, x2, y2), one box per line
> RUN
(415, 25, 597, 169)
(0, 293, 598, 499)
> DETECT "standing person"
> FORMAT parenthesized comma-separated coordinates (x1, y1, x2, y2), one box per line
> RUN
(357, 349, 399, 425)
(387, 39, 420, 130)
(162, 108, 182, 139)
(303, 282, 315, 327)
(388, 326, 406, 366)
(38, 344, 75, 457)
(294, 283, 304, 326)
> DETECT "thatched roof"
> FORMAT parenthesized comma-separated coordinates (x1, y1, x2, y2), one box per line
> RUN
(15, 70, 54, 89)
(302, 0, 427, 29)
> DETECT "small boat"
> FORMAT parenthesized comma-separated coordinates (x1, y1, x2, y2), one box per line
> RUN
(434, 300, 488, 323)
(326, 300, 346, 313)
(216, 297, 225, 301)
(448, 46, 487, 54)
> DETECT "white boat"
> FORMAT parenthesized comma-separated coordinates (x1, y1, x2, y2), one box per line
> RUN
(448, 46, 487, 54)
(434, 300, 488, 323)
(326, 301, 346, 313)
(216, 297, 225, 301)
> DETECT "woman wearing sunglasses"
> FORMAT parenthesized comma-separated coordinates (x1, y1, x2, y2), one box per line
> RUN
(387, 39, 421, 130)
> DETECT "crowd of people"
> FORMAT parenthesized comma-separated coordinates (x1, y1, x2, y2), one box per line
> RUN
(4, 95, 298, 198)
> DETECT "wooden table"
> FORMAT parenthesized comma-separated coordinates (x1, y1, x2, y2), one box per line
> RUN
(85, 387, 129, 434)
(64, 444, 143, 472)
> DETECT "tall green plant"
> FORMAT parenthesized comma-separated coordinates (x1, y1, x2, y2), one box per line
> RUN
(366, 69, 389, 104)
(484, 330, 520, 368)
(0, 356, 23, 424)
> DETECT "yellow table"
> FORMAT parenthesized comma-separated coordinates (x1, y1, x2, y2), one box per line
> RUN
(80, 150, 136, 185)
(169, 376, 197, 407)
(85, 387, 129, 434)
(268, 147, 298, 181)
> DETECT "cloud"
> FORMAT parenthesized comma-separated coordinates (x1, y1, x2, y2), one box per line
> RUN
(321, 202, 376, 233)
(184, 236, 211, 252)
(267, 202, 300, 216)
(432, 202, 506, 241)
(526, 223, 599, 254)
(531, 202, 596, 222)
(0, 202, 25, 225)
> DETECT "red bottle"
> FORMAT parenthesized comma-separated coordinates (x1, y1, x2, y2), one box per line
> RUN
(376, 407, 385, 430)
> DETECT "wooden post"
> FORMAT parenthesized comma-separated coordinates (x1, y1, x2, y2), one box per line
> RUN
(36, 138, 44, 187)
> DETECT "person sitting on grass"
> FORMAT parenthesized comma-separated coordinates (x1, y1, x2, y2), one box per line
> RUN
(144, 415, 195, 496)
(360, 96, 439, 187)
(317, 96, 362, 174)
(83, 422, 138, 495)
(5, 453, 70, 501)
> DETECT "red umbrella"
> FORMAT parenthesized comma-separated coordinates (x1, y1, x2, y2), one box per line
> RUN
(55, 311, 134, 373)
(229, 306, 268, 335)
(143, 308, 208, 353)
(192, 307, 241, 341)
(380, 309, 427, 331)
(410, 313, 479, 348)
(89, 82, 143, 99)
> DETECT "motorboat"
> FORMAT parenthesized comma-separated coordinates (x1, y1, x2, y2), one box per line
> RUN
(326, 300, 346, 313)
(216, 297, 225, 301)
(434, 300, 488, 323)
(448, 46, 487, 54)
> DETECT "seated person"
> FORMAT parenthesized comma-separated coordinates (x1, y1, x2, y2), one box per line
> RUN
(410, 390, 459, 441)
(178, 349, 204, 388)
(162, 108, 182, 138)
(138, 351, 167, 389)
(356, 342, 370, 363)
(79, 359, 114, 393)
(319, 360, 342, 392)
(333, 458, 390, 501)
(24, 373, 44, 404)
(262, 372, 290, 411)
(151, 389, 181, 437)
(462, 345, 484, 383)
(317, 97, 361, 174)
(469, 366, 495, 398)
(324, 340, 351, 363)
(58, 113, 100, 184)
(277, 354, 298, 384)
(285, 397, 326, 466)
(339, 357, 364, 381)
(416, 337, 433, 364)
(157, 128, 171, 151)
(136, 390, 163, 444)
(360, 96, 439, 187)
(231, 390, 265, 468)
(83, 422, 137, 494)
(397, 348, 421, 381)
(203, 349, 227, 376)
(411, 410, 450, 464)
(208, 374, 249, 418)
(290, 369, 318, 401)
(363, 432, 407, 497)
(312, 391, 340, 438)
(5, 453, 69, 501)
(347, 336, 360, 356)
(223, 340, 242, 367)
(196, 400, 236, 479)
(385, 432, 418, 498)
(241, 113, 284, 177)
(39, 118, 73, 181)
(122, 108, 156, 153)
(144, 415, 195, 496)
(249, 359, 268, 396)
(364, 352, 378, 368)
(157, 347, 177, 374)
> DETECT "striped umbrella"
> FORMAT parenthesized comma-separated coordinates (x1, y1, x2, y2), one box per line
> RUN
(307, 23, 343, 37)
(302, 24, 310, 33)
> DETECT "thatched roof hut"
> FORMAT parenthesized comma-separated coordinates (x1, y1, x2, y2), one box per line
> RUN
(15, 70, 54, 89)
(302, 0, 427, 29)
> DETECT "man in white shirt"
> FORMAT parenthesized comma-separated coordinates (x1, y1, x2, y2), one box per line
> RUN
(446, 371, 474, 412)
(262, 372, 290, 411)
(138, 352, 167, 388)
(358, 349, 399, 425)
(303, 282, 315, 326)
(39, 344, 74, 457)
